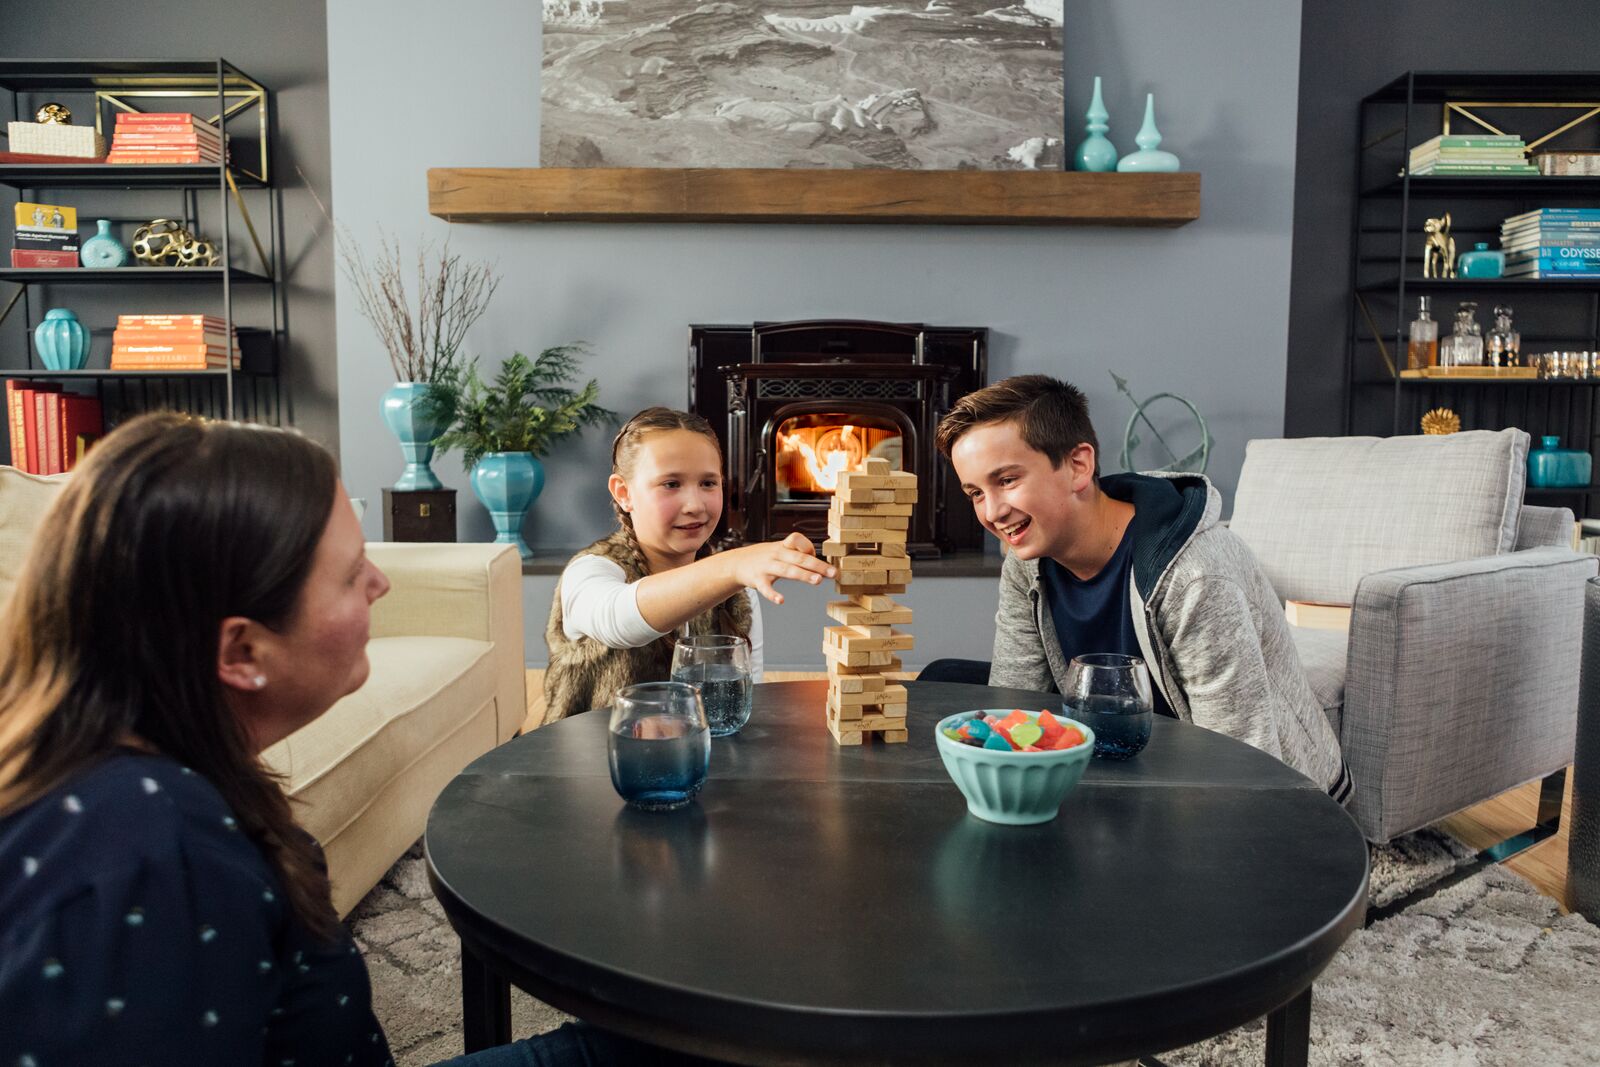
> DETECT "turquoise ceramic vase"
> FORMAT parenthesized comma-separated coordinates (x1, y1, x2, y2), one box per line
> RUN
(380, 382, 447, 491)
(1458, 242, 1505, 279)
(1528, 435, 1592, 489)
(34, 308, 89, 370)
(470, 451, 544, 560)
(1074, 75, 1118, 172)
(79, 219, 129, 268)
(1117, 93, 1181, 173)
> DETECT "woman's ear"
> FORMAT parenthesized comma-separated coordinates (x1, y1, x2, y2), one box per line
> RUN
(217, 616, 270, 693)
(608, 473, 632, 514)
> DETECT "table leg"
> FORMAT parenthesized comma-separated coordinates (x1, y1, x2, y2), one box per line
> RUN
(1264, 986, 1312, 1067)
(461, 942, 512, 1053)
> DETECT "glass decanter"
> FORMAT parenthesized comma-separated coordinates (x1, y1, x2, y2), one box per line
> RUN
(1440, 301, 1484, 367)
(1486, 305, 1521, 368)
(1407, 295, 1438, 371)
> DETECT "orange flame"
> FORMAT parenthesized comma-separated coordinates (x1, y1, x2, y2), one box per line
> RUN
(778, 423, 861, 491)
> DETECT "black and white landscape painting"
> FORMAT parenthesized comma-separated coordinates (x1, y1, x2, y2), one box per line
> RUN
(540, 1, 1064, 169)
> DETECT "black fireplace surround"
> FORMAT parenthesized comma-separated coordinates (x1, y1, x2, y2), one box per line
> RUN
(689, 320, 987, 558)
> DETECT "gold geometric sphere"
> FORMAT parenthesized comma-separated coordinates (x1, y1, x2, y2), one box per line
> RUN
(1421, 407, 1462, 435)
(35, 102, 72, 125)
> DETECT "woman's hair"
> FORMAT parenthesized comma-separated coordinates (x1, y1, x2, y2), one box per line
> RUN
(0, 412, 343, 940)
(609, 406, 725, 576)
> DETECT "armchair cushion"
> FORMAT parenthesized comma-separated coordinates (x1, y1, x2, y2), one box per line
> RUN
(1343, 545, 1596, 841)
(0, 466, 67, 607)
(1288, 626, 1347, 736)
(1230, 429, 1529, 605)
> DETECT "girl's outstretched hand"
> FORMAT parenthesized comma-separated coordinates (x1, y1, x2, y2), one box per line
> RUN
(727, 532, 836, 605)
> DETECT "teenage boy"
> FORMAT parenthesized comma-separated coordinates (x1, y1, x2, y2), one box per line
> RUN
(935, 374, 1351, 801)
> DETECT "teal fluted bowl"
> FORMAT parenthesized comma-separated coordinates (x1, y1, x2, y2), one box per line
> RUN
(934, 710, 1095, 826)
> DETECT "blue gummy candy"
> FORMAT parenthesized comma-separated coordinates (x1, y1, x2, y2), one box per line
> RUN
(982, 733, 1012, 752)
(964, 719, 993, 740)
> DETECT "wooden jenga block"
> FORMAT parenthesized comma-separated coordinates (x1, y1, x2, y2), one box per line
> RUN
(879, 542, 907, 558)
(886, 569, 912, 584)
(887, 471, 917, 488)
(824, 646, 901, 670)
(826, 600, 913, 627)
(834, 513, 910, 531)
(824, 528, 906, 545)
(837, 554, 893, 571)
(825, 626, 915, 654)
(836, 472, 892, 491)
(846, 584, 907, 596)
(827, 669, 886, 693)
(835, 571, 889, 588)
(864, 458, 891, 475)
(893, 488, 918, 503)
(883, 729, 909, 743)
(851, 594, 899, 612)
(836, 486, 897, 505)
(827, 720, 863, 745)
(832, 502, 913, 517)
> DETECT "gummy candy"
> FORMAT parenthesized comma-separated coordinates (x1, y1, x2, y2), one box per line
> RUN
(982, 733, 1012, 752)
(1009, 723, 1043, 748)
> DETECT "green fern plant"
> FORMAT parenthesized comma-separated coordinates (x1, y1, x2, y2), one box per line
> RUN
(432, 345, 614, 470)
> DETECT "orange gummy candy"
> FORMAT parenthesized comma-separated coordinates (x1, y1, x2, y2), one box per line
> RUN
(999, 710, 1031, 730)
(1057, 727, 1086, 749)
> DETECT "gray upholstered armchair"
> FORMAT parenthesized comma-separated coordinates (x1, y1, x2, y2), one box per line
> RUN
(1229, 428, 1597, 843)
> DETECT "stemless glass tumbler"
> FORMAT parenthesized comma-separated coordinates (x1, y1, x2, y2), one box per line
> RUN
(1062, 653, 1155, 760)
(607, 681, 711, 811)
(670, 634, 753, 737)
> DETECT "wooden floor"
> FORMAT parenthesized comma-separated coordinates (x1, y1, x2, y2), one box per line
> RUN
(524, 668, 1577, 912)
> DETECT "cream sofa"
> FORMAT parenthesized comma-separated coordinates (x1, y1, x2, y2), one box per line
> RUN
(0, 467, 525, 916)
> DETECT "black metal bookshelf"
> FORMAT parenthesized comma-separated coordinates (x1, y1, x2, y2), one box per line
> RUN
(1347, 71, 1600, 516)
(0, 58, 282, 432)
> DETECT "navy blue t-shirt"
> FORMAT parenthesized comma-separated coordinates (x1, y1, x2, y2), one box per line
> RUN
(1040, 527, 1174, 719)
(0, 749, 394, 1067)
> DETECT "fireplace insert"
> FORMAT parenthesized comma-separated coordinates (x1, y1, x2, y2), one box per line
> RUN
(689, 320, 987, 558)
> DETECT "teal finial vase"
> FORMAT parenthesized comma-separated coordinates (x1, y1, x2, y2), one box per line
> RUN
(1074, 75, 1118, 172)
(34, 308, 89, 370)
(1116, 93, 1181, 173)
(380, 382, 447, 490)
(470, 451, 545, 560)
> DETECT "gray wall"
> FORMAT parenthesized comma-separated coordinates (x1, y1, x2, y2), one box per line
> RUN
(1283, 0, 1600, 439)
(326, 0, 1304, 668)
(0, 0, 341, 454)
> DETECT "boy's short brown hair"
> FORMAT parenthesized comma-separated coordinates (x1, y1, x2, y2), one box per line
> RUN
(934, 374, 1099, 471)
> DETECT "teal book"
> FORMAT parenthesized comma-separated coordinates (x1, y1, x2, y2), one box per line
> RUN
(1504, 246, 1600, 263)
(1504, 258, 1600, 274)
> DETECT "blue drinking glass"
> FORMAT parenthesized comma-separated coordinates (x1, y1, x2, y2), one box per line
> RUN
(1063, 653, 1154, 760)
(608, 682, 710, 811)
(670, 634, 753, 737)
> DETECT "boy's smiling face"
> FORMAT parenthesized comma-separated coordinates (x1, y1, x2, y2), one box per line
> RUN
(950, 418, 1095, 562)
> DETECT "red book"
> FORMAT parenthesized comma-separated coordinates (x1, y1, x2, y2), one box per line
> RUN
(113, 130, 221, 143)
(58, 394, 103, 470)
(106, 154, 215, 165)
(5, 380, 26, 468)
(10, 250, 80, 268)
(118, 314, 228, 327)
(111, 122, 216, 134)
(114, 113, 216, 125)
(0, 151, 109, 164)
(32, 392, 51, 475)
(20, 384, 61, 474)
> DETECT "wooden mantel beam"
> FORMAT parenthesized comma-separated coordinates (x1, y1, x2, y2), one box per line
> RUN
(427, 167, 1200, 227)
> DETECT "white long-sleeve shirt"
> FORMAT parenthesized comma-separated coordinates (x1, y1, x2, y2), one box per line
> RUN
(559, 554, 765, 680)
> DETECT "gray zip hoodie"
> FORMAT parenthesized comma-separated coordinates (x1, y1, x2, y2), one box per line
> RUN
(989, 470, 1351, 799)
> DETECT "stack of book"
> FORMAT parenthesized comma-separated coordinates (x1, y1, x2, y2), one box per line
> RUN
(1407, 134, 1539, 176)
(112, 314, 241, 370)
(11, 200, 79, 268)
(4, 383, 103, 474)
(1501, 208, 1600, 279)
(105, 113, 225, 165)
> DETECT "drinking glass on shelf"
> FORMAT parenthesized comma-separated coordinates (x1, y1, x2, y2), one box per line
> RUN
(1062, 653, 1155, 760)
(671, 634, 753, 737)
(608, 682, 711, 811)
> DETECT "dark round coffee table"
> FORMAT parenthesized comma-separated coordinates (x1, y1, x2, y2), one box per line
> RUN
(426, 680, 1368, 1066)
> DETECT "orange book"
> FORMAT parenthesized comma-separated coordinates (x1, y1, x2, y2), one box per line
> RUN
(113, 332, 237, 348)
(117, 315, 228, 328)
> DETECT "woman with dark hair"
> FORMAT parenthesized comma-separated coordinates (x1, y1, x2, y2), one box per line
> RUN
(0, 413, 709, 1067)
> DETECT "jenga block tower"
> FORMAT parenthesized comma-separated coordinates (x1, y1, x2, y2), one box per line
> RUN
(820, 457, 917, 745)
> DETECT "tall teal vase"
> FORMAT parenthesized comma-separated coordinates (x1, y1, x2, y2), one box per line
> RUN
(34, 308, 89, 370)
(1074, 75, 1118, 172)
(380, 382, 447, 491)
(1117, 93, 1181, 173)
(470, 451, 544, 560)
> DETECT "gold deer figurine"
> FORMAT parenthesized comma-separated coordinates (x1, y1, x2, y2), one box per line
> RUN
(1423, 213, 1456, 279)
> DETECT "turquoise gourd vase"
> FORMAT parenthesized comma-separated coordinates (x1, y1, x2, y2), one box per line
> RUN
(379, 382, 447, 491)
(34, 308, 89, 370)
(1458, 242, 1505, 279)
(1528, 435, 1591, 489)
(1074, 75, 1118, 172)
(79, 219, 129, 268)
(470, 451, 544, 560)
(1117, 93, 1181, 173)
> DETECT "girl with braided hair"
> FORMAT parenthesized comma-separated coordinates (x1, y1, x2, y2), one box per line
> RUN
(544, 407, 835, 723)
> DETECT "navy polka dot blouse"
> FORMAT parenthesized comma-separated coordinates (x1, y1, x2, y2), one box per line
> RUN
(0, 750, 395, 1067)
